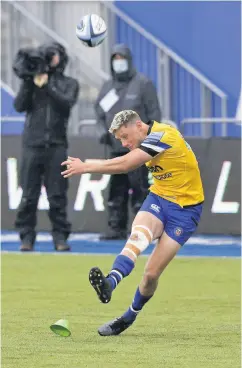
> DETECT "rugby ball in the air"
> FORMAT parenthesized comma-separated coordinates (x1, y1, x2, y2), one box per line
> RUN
(76, 14, 107, 47)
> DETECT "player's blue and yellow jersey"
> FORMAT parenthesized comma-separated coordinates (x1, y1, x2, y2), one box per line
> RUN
(139, 121, 204, 207)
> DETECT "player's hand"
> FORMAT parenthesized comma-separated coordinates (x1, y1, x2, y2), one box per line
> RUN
(61, 156, 85, 178)
(34, 73, 48, 87)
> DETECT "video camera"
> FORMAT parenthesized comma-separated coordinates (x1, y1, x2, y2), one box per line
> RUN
(12, 43, 60, 80)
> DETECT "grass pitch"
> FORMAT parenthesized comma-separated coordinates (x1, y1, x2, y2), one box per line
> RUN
(1, 254, 240, 368)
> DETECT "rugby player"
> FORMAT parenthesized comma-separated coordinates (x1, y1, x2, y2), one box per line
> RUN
(61, 110, 204, 336)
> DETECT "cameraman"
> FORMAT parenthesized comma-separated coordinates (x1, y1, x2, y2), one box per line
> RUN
(13, 42, 79, 251)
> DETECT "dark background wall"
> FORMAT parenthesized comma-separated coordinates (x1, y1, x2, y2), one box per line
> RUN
(1, 136, 241, 235)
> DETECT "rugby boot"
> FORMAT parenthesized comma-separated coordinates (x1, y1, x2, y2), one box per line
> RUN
(89, 267, 112, 304)
(55, 243, 70, 251)
(98, 316, 134, 336)
(20, 243, 33, 251)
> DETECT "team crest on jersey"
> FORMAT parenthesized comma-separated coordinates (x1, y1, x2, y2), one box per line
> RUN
(174, 227, 183, 236)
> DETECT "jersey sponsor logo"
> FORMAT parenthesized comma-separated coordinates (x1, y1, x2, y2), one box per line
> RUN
(155, 172, 172, 180)
(150, 204, 160, 213)
(148, 165, 164, 173)
(174, 227, 183, 236)
(148, 166, 172, 180)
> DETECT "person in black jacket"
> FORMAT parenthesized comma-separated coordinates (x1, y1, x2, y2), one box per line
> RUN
(14, 42, 79, 251)
(95, 44, 161, 240)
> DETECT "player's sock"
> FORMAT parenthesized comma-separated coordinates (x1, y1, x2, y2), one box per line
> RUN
(107, 255, 135, 291)
(122, 287, 153, 322)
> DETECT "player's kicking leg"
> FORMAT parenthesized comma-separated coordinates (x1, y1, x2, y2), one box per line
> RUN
(97, 199, 203, 335)
(89, 211, 163, 304)
(98, 231, 180, 336)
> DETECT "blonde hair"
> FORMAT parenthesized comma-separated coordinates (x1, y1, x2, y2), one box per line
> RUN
(109, 110, 140, 134)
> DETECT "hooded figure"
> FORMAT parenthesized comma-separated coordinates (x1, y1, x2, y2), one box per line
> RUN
(95, 44, 161, 240)
(39, 42, 69, 74)
(96, 44, 161, 153)
(13, 42, 79, 252)
(14, 42, 79, 147)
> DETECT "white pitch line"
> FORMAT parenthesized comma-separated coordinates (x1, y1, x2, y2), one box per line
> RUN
(0, 251, 239, 259)
(1, 235, 241, 246)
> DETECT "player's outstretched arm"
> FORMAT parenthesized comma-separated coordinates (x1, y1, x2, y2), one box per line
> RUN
(61, 148, 152, 178)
